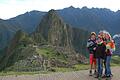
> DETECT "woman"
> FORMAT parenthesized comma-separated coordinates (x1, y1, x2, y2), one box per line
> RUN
(95, 34, 106, 78)
(105, 32, 115, 77)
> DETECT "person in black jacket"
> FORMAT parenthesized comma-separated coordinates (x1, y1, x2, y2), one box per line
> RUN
(95, 35, 106, 78)
(87, 32, 97, 76)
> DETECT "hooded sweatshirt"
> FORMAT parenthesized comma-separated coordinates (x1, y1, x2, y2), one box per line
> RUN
(95, 37, 106, 59)
(87, 39, 97, 54)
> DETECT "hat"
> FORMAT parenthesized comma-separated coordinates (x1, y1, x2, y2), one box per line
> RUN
(91, 32, 96, 36)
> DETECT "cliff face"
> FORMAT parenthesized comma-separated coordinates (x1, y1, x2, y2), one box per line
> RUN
(36, 10, 71, 53)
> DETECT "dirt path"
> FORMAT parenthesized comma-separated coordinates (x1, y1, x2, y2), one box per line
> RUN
(0, 66, 120, 80)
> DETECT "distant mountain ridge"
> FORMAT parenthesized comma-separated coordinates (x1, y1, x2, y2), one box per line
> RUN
(6, 11, 45, 33)
(7, 6, 120, 34)
(0, 11, 45, 50)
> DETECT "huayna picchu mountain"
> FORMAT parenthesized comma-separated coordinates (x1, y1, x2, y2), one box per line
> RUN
(0, 10, 89, 71)
(34, 9, 89, 55)
(34, 9, 75, 52)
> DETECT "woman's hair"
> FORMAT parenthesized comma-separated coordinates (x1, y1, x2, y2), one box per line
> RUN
(99, 30, 112, 41)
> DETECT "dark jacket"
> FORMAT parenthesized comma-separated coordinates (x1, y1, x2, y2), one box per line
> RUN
(95, 43, 106, 59)
(87, 39, 97, 54)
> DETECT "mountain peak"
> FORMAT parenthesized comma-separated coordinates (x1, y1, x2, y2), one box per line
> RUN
(47, 9, 59, 18)
(0, 19, 3, 21)
(37, 9, 63, 28)
(63, 6, 75, 10)
(68, 6, 75, 9)
(48, 9, 56, 13)
(35, 9, 64, 41)
(81, 6, 88, 9)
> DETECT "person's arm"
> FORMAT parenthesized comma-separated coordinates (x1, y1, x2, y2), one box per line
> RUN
(110, 42, 116, 53)
(87, 40, 93, 52)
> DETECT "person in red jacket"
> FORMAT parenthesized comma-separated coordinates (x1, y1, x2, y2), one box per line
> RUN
(87, 32, 97, 76)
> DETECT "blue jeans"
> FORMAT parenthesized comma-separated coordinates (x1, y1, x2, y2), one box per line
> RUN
(104, 57, 107, 75)
(106, 56, 111, 76)
(97, 58, 103, 76)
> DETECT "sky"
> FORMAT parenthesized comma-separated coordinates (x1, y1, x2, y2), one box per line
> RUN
(0, 0, 120, 19)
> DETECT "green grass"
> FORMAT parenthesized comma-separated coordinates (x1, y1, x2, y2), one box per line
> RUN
(54, 67, 74, 72)
(0, 71, 50, 76)
(54, 64, 89, 72)
(0, 64, 89, 76)
(111, 55, 120, 66)
(53, 55, 120, 73)
(74, 64, 89, 71)
(36, 47, 67, 62)
(36, 47, 55, 58)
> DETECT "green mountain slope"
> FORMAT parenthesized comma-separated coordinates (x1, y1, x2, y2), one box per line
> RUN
(0, 19, 20, 50)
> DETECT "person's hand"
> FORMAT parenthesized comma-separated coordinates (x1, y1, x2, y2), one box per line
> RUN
(93, 47, 96, 50)
(106, 49, 110, 54)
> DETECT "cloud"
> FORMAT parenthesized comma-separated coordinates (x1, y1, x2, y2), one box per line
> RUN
(0, 0, 120, 19)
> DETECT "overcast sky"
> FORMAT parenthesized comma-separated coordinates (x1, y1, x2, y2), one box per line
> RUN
(0, 0, 120, 19)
